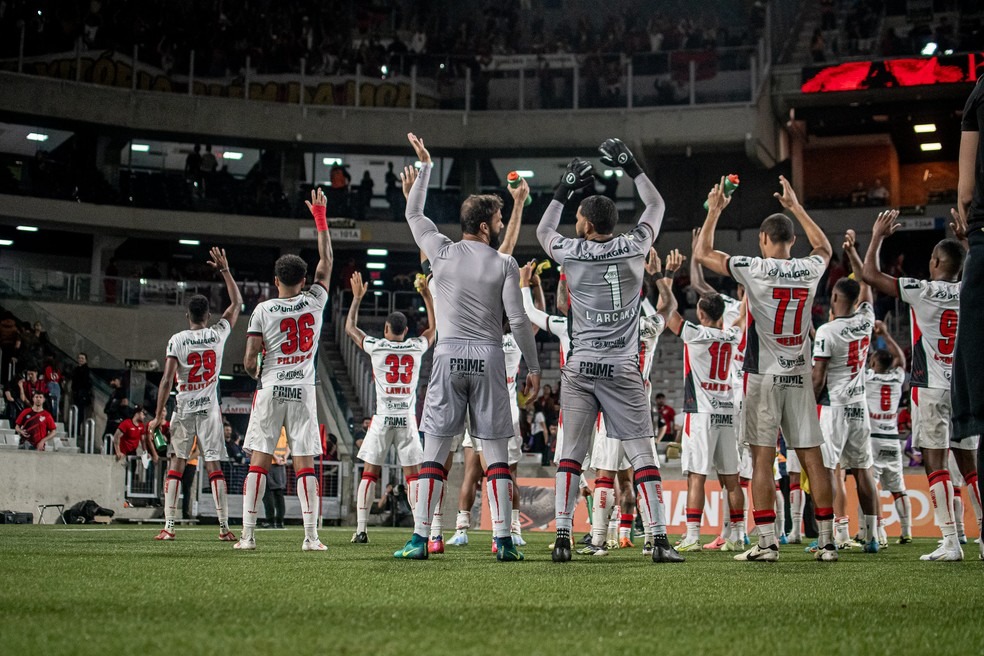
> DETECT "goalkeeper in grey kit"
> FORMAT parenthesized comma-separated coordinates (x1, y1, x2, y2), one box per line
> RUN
(537, 139, 682, 563)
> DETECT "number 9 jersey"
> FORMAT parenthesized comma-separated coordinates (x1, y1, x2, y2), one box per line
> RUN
(246, 282, 328, 388)
(166, 318, 232, 411)
(897, 278, 959, 390)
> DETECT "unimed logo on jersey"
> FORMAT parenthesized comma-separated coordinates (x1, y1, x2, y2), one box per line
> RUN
(272, 386, 302, 402)
(450, 359, 485, 375)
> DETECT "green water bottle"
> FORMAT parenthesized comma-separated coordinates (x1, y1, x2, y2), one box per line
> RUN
(153, 428, 167, 451)
(703, 173, 740, 210)
(507, 171, 533, 206)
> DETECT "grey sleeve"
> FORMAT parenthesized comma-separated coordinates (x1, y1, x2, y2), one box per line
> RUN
(503, 258, 541, 374)
(536, 199, 567, 263)
(633, 172, 665, 245)
(405, 163, 451, 258)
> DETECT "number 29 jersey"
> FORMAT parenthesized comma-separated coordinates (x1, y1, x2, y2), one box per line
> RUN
(728, 255, 826, 376)
(897, 278, 959, 390)
(363, 336, 428, 417)
(247, 282, 328, 388)
(165, 319, 231, 411)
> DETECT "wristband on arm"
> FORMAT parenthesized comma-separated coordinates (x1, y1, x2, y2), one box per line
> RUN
(310, 205, 328, 232)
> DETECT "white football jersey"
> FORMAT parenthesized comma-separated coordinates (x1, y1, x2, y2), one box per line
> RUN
(503, 333, 523, 412)
(813, 302, 875, 406)
(166, 319, 231, 411)
(865, 367, 905, 435)
(721, 293, 742, 330)
(363, 336, 428, 416)
(897, 278, 959, 390)
(681, 321, 742, 414)
(639, 313, 666, 381)
(521, 286, 571, 367)
(246, 282, 328, 388)
(728, 255, 825, 375)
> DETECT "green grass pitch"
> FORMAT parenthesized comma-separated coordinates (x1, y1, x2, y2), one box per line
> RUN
(1, 526, 983, 655)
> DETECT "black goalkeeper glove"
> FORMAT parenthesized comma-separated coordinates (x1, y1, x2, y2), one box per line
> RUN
(553, 158, 595, 203)
(598, 138, 642, 178)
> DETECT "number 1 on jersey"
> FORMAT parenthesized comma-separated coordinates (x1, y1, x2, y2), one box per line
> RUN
(604, 264, 623, 310)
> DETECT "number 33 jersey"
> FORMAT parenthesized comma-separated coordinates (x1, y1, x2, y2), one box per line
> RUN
(897, 278, 959, 390)
(362, 336, 429, 417)
(727, 255, 826, 376)
(247, 282, 329, 388)
(166, 318, 231, 412)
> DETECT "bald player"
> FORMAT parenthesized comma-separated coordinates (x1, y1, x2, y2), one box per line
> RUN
(395, 133, 540, 561)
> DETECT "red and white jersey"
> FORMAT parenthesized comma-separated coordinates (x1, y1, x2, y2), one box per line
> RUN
(728, 255, 825, 375)
(363, 335, 429, 417)
(865, 367, 905, 435)
(503, 333, 523, 413)
(897, 278, 959, 390)
(813, 302, 875, 406)
(721, 293, 742, 330)
(521, 286, 570, 367)
(247, 282, 328, 388)
(639, 313, 666, 381)
(165, 319, 231, 411)
(681, 322, 742, 414)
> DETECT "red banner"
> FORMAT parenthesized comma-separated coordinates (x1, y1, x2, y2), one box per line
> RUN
(801, 53, 978, 93)
(488, 475, 975, 539)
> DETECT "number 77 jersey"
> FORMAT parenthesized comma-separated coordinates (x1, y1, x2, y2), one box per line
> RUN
(727, 254, 826, 375)
(247, 282, 329, 388)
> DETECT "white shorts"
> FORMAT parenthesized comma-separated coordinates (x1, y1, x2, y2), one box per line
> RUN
(871, 436, 905, 493)
(951, 434, 980, 451)
(590, 415, 630, 472)
(681, 412, 740, 476)
(738, 443, 753, 479)
(357, 414, 423, 467)
(911, 386, 951, 450)
(732, 371, 745, 444)
(462, 432, 524, 466)
(819, 403, 873, 470)
(552, 419, 565, 465)
(742, 373, 823, 450)
(169, 408, 224, 462)
(244, 385, 321, 457)
(785, 448, 801, 474)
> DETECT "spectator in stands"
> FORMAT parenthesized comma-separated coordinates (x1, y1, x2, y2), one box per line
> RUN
(850, 181, 868, 206)
(0, 312, 19, 383)
(200, 145, 218, 197)
(262, 428, 289, 529)
(328, 163, 352, 215)
(42, 357, 62, 420)
(529, 401, 549, 465)
(324, 433, 339, 461)
(810, 28, 825, 63)
(185, 144, 203, 189)
(224, 423, 247, 463)
(868, 179, 889, 205)
(355, 170, 374, 220)
(113, 404, 150, 461)
(654, 393, 675, 435)
(104, 374, 130, 438)
(19, 367, 48, 407)
(4, 377, 24, 428)
(384, 162, 401, 220)
(352, 417, 370, 453)
(70, 352, 92, 436)
(15, 391, 57, 451)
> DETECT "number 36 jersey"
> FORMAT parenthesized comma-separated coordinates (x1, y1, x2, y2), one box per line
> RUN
(363, 336, 429, 417)
(728, 255, 826, 376)
(247, 282, 328, 388)
(166, 318, 231, 412)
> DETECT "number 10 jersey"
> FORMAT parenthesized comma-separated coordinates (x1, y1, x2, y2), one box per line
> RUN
(363, 336, 428, 417)
(246, 282, 329, 388)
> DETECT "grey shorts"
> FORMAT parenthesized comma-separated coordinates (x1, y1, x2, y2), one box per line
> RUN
(421, 340, 513, 440)
(561, 357, 654, 440)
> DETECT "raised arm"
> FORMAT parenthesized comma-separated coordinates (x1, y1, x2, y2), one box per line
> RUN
(416, 274, 437, 347)
(345, 272, 368, 348)
(598, 138, 665, 241)
(536, 158, 594, 253)
(207, 247, 243, 326)
(862, 209, 902, 298)
(775, 175, 831, 265)
(556, 268, 569, 316)
(689, 228, 716, 294)
(842, 229, 872, 306)
(503, 259, 541, 398)
(874, 320, 906, 370)
(694, 177, 733, 277)
(498, 177, 529, 255)
(304, 187, 333, 286)
(147, 356, 178, 438)
(652, 249, 684, 335)
(520, 260, 551, 332)
(405, 133, 451, 259)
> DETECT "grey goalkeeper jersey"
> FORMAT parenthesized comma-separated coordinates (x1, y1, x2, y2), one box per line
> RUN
(536, 173, 664, 361)
(406, 163, 540, 374)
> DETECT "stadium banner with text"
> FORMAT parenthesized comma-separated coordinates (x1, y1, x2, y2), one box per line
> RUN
(0, 50, 440, 108)
(491, 476, 971, 538)
(801, 52, 981, 93)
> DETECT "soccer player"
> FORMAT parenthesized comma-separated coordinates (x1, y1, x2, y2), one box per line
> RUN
(695, 175, 838, 562)
(148, 247, 243, 542)
(812, 228, 880, 553)
(346, 270, 435, 544)
(15, 391, 57, 451)
(865, 321, 911, 545)
(235, 187, 332, 552)
(862, 210, 967, 561)
(537, 138, 681, 563)
(395, 133, 540, 561)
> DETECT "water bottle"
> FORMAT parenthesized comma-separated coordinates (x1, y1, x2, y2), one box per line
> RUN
(703, 174, 740, 210)
(507, 171, 533, 206)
